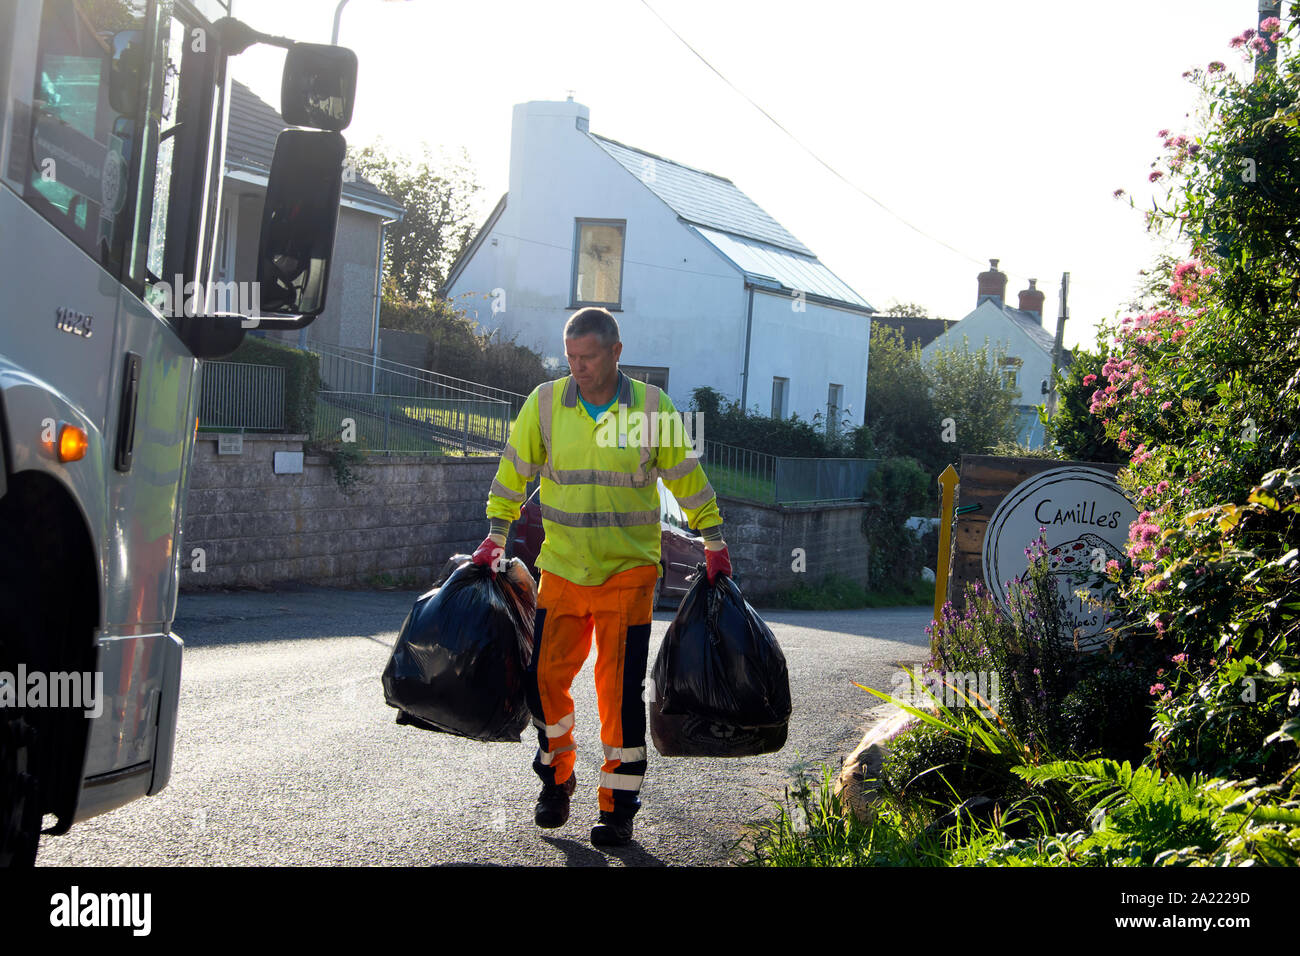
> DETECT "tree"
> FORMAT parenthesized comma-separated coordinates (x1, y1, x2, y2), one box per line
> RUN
(865, 324, 944, 475)
(880, 300, 947, 322)
(925, 337, 1020, 466)
(348, 140, 482, 302)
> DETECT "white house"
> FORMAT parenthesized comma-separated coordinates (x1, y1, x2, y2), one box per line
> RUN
(921, 260, 1069, 448)
(441, 98, 875, 432)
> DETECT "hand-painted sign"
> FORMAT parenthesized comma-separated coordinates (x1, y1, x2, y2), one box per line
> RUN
(981, 466, 1137, 652)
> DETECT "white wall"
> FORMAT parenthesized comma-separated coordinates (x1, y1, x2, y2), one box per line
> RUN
(745, 290, 869, 426)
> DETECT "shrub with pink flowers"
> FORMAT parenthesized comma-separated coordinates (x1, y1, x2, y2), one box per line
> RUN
(1091, 21, 1300, 784)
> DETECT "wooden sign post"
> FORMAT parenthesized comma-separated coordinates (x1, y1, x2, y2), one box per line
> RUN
(933, 464, 958, 650)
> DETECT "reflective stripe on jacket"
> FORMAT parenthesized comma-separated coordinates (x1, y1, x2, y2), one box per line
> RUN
(486, 370, 722, 586)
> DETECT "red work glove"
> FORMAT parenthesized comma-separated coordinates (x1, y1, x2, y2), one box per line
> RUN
(471, 535, 507, 576)
(705, 544, 731, 584)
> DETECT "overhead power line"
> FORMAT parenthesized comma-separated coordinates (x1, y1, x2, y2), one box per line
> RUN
(637, 0, 1010, 278)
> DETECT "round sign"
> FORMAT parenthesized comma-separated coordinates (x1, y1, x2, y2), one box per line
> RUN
(101, 149, 127, 216)
(981, 466, 1138, 652)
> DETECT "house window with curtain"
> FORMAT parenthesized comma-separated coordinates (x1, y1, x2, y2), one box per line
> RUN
(772, 377, 789, 418)
(571, 219, 626, 309)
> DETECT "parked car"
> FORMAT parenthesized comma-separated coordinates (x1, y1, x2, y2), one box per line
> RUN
(508, 477, 707, 610)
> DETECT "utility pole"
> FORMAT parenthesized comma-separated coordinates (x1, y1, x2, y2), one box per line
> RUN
(1046, 272, 1069, 419)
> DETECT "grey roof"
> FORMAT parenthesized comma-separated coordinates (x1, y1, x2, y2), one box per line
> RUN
(588, 131, 872, 313)
(225, 80, 403, 216)
(1002, 305, 1058, 353)
(691, 225, 874, 311)
(589, 133, 813, 255)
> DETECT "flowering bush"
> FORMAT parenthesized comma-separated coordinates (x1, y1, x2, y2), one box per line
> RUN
(1094, 22, 1300, 783)
(928, 535, 1161, 760)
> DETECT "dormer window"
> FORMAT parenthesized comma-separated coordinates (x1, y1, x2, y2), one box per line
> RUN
(571, 218, 625, 309)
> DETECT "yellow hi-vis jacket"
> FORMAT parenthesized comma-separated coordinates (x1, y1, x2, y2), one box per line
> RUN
(485, 370, 722, 587)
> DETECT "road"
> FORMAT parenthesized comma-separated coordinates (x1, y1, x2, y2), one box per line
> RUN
(37, 586, 930, 867)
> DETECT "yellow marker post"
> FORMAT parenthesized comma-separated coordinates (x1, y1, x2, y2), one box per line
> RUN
(933, 465, 959, 646)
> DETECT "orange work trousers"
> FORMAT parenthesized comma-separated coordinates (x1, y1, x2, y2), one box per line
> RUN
(525, 563, 658, 818)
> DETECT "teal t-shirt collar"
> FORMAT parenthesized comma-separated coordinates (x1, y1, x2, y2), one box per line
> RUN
(578, 373, 622, 422)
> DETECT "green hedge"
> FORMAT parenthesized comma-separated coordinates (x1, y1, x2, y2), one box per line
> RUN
(688, 386, 872, 459)
(225, 334, 321, 434)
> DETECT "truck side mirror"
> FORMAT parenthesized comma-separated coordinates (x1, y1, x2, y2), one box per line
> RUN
(281, 42, 357, 131)
(257, 129, 345, 318)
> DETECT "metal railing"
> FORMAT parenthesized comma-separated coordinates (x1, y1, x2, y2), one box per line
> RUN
(700, 439, 878, 504)
(198, 361, 285, 430)
(312, 391, 511, 456)
(304, 339, 530, 418)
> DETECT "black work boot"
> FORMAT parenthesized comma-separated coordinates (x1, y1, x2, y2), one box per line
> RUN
(590, 810, 635, 847)
(534, 772, 577, 829)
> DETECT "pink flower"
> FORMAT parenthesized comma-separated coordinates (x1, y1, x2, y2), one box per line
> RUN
(1230, 36, 1246, 48)
(1113, 188, 1126, 198)
(1250, 36, 1270, 54)
(1149, 682, 1166, 696)
(1146, 578, 1168, 593)
(1208, 60, 1225, 72)
(1160, 400, 1173, 411)
(1105, 559, 1119, 573)
(1156, 480, 1170, 494)
(1157, 129, 1169, 137)
(1261, 16, 1281, 32)
(1140, 562, 1156, 574)
(1149, 170, 1164, 182)
(1083, 373, 1097, 386)
(1172, 653, 1187, 664)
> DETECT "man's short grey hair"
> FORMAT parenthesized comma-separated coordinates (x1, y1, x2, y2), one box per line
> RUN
(564, 307, 620, 348)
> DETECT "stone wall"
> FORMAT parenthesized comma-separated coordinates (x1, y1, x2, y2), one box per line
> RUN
(718, 498, 870, 600)
(180, 433, 871, 595)
(180, 433, 496, 590)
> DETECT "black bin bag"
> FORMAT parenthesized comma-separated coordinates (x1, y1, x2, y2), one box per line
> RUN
(650, 566, 791, 757)
(382, 554, 536, 742)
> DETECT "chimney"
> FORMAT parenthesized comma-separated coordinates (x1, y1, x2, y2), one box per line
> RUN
(1018, 278, 1045, 324)
(508, 98, 591, 226)
(977, 258, 1007, 308)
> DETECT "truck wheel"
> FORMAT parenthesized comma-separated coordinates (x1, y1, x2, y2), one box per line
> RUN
(0, 716, 40, 867)
(0, 483, 71, 867)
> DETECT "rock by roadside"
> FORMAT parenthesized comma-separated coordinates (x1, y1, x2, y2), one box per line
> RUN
(832, 702, 923, 822)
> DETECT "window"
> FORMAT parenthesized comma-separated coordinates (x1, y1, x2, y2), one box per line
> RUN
(622, 365, 668, 390)
(15, 1, 150, 277)
(827, 383, 844, 436)
(998, 356, 1022, 394)
(572, 219, 625, 308)
(771, 377, 788, 418)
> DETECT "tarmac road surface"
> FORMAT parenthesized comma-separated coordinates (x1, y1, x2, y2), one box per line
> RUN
(36, 586, 930, 867)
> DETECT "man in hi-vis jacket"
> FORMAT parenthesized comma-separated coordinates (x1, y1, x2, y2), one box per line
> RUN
(471, 307, 731, 848)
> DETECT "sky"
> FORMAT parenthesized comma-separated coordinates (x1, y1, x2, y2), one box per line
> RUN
(230, 0, 1268, 351)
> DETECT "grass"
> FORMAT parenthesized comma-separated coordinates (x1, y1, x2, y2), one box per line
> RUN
(704, 460, 778, 503)
(755, 574, 932, 611)
(314, 396, 503, 455)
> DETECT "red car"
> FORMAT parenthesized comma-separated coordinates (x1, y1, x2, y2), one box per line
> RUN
(508, 477, 707, 610)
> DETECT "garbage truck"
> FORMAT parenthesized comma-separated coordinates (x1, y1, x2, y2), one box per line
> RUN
(0, 0, 356, 865)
